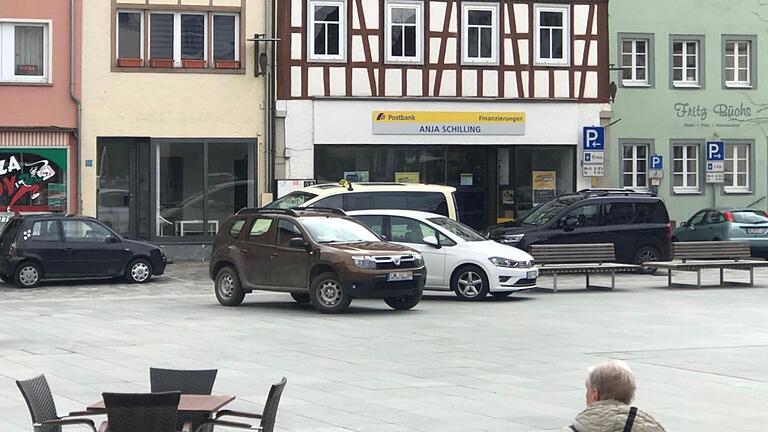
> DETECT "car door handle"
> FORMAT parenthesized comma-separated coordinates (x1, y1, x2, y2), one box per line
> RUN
(64, 247, 73, 252)
(240, 248, 248, 254)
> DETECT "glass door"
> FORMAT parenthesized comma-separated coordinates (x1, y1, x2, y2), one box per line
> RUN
(97, 138, 151, 239)
(447, 147, 489, 230)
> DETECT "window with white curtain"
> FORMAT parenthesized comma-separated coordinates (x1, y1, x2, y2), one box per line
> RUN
(724, 143, 750, 193)
(725, 40, 750, 87)
(622, 144, 648, 190)
(672, 40, 700, 87)
(0, 21, 50, 83)
(673, 144, 699, 192)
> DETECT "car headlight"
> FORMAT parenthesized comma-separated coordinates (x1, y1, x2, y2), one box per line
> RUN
(501, 234, 524, 244)
(412, 253, 424, 266)
(488, 256, 521, 268)
(352, 255, 377, 269)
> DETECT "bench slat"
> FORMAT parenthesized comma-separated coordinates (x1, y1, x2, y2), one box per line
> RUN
(530, 243, 616, 264)
(672, 241, 751, 260)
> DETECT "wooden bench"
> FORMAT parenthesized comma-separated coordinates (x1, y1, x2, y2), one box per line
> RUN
(530, 243, 641, 292)
(644, 241, 768, 288)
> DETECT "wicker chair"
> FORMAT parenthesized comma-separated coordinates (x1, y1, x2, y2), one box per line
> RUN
(102, 392, 252, 432)
(215, 377, 287, 432)
(149, 368, 218, 432)
(16, 374, 98, 432)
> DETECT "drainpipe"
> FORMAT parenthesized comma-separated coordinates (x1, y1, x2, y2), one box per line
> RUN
(69, 0, 82, 214)
(264, 0, 277, 195)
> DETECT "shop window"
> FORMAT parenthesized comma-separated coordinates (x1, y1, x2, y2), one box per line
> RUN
(621, 39, 649, 86)
(534, 4, 569, 66)
(724, 143, 749, 193)
(156, 141, 253, 239)
(0, 149, 68, 213)
(672, 38, 703, 88)
(672, 144, 699, 193)
(386, 2, 422, 63)
(117, 11, 143, 65)
(115, 10, 240, 69)
(0, 21, 50, 83)
(724, 39, 753, 88)
(309, 0, 345, 61)
(462, 3, 499, 64)
(621, 144, 648, 190)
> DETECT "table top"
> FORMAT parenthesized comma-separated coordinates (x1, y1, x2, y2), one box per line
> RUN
(87, 394, 235, 413)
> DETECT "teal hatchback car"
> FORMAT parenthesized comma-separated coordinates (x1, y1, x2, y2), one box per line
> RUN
(673, 208, 768, 257)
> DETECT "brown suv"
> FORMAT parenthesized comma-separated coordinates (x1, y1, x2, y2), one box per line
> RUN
(209, 208, 426, 313)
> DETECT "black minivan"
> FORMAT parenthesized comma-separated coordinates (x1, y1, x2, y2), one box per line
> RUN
(0, 214, 167, 288)
(484, 190, 671, 265)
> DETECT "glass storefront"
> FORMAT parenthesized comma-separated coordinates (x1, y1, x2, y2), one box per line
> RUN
(97, 138, 255, 241)
(314, 145, 575, 229)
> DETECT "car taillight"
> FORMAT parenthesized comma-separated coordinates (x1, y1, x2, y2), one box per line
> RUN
(666, 223, 672, 239)
(724, 211, 734, 222)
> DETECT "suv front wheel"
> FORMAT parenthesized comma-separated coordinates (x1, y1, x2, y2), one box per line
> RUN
(215, 266, 245, 306)
(309, 272, 352, 314)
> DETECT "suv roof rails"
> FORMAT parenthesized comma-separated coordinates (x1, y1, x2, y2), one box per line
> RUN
(296, 207, 347, 216)
(576, 188, 657, 197)
(237, 208, 299, 216)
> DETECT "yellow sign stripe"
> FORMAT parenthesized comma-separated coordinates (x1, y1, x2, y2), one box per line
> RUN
(372, 111, 525, 124)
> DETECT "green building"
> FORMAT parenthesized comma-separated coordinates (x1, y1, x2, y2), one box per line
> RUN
(608, 0, 767, 224)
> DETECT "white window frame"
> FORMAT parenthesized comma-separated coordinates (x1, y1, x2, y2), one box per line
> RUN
(116, 10, 144, 62)
(621, 39, 649, 86)
(621, 144, 648, 190)
(148, 11, 208, 67)
(461, 2, 499, 65)
(385, 1, 423, 64)
(0, 19, 52, 84)
(672, 40, 699, 87)
(308, 0, 346, 61)
(533, 4, 570, 66)
(673, 144, 699, 193)
(724, 143, 750, 193)
(212, 12, 240, 62)
(725, 40, 750, 88)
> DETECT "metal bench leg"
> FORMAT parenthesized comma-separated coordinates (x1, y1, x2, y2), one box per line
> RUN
(668, 269, 672, 288)
(553, 273, 558, 293)
(585, 273, 590, 290)
(697, 268, 701, 289)
(611, 271, 615, 290)
(750, 267, 754, 286)
(720, 268, 724, 286)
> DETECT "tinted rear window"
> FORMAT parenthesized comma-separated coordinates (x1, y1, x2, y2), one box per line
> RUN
(0, 219, 22, 250)
(341, 192, 448, 216)
(635, 201, 669, 224)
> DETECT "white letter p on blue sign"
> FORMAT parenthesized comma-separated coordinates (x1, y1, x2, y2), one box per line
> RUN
(707, 141, 724, 161)
(582, 127, 605, 150)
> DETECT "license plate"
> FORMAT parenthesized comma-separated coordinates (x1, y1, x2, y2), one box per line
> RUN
(387, 271, 413, 281)
(526, 270, 537, 279)
(747, 228, 767, 234)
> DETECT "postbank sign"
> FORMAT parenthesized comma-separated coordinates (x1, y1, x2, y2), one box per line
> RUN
(372, 111, 526, 135)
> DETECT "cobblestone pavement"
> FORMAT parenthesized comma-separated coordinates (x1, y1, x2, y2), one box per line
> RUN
(1, 263, 767, 432)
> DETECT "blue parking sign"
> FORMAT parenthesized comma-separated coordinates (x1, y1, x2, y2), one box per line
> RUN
(706, 141, 724, 161)
(582, 127, 605, 150)
(650, 154, 663, 169)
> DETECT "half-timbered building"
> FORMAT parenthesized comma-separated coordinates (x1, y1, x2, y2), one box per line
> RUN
(275, 0, 611, 228)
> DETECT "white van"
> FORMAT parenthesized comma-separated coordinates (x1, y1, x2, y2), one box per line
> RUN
(266, 182, 460, 220)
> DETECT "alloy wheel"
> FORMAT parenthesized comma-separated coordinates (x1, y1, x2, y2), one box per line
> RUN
(131, 262, 150, 282)
(457, 271, 483, 298)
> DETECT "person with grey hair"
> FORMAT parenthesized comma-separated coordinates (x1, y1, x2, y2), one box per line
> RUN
(563, 360, 666, 432)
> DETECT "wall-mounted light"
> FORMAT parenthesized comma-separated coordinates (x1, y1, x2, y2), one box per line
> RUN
(248, 34, 280, 77)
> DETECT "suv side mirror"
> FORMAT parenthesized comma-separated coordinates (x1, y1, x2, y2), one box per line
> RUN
(563, 216, 578, 232)
(423, 235, 441, 249)
(288, 237, 309, 249)
(679, 221, 689, 228)
(105, 235, 120, 244)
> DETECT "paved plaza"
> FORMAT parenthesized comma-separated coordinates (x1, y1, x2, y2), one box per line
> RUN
(0, 264, 767, 432)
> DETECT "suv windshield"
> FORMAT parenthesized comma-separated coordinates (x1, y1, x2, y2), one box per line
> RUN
(521, 197, 582, 226)
(301, 217, 380, 243)
(266, 191, 318, 209)
(428, 217, 485, 242)
(732, 210, 768, 224)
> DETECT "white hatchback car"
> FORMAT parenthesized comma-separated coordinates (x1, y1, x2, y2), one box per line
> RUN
(349, 210, 538, 300)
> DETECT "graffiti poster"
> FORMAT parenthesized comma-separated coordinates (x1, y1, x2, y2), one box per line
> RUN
(0, 149, 67, 212)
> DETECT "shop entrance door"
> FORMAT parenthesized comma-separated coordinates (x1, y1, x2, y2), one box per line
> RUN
(447, 147, 490, 230)
(96, 138, 151, 240)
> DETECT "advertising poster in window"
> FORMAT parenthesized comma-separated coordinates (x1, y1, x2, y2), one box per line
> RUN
(532, 171, 556, 207)
(0, 149, 67, 212)
(394, 172, 419, 183)
(343, 171, 369, 182)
